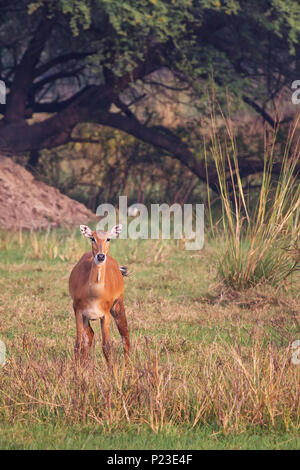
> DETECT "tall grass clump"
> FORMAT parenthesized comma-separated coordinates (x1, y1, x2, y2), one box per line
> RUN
(208, 108, 300, 289)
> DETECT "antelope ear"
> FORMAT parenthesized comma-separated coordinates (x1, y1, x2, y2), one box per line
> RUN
(109, 224, 122, 238)
(80, 225, 94, 239)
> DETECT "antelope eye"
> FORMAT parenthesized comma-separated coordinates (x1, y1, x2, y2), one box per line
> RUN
(91, 237, 96, 242)
(106, 238, 111, 242)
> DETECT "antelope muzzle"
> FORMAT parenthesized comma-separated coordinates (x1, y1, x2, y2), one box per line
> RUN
(95, 253, 106, 264)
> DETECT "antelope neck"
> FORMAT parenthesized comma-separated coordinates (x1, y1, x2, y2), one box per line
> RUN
(90, 259, 106, 284)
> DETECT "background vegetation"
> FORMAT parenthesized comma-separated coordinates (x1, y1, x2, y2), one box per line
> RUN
(1, 0, 300, 191)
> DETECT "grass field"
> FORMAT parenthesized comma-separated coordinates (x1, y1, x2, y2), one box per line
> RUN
(0, 229, 299, 449)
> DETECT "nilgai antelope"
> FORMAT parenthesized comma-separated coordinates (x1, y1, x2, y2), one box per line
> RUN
(69, 224, 130, 365)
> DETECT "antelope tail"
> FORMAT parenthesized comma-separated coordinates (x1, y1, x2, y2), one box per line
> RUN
(119, 265, 129, 277)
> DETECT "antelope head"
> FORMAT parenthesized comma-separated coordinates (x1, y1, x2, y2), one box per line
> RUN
(80, 224, 122, 265)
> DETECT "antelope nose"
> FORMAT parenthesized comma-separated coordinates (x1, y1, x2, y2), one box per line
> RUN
(97, 253, 105, 262)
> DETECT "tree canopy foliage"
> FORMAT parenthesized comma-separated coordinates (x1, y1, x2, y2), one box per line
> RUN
(0, 0, 300, 189)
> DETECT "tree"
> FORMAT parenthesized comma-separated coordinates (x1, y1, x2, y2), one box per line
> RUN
(0, 0, 299, 191)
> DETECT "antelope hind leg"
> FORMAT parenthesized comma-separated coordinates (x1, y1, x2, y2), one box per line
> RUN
(111, 296, 130, 362)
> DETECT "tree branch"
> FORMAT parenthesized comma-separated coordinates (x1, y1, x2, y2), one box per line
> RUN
(91, 112, 300, 191)
(5, 13, 55, 122)
(242, 95, 276, 128)
(95, 111, 215, 186)
(31, 67, 85, 92)
(34, 51, 95, 78)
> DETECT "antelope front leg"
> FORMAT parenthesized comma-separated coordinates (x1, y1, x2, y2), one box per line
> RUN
(100, 313, 111, 365)
(74, 310, 94, 363)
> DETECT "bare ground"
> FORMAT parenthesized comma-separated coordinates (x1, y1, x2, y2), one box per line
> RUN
(0, 156, 96, 229)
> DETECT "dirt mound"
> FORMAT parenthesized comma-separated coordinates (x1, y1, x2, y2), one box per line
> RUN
(0, 156, 97, 230)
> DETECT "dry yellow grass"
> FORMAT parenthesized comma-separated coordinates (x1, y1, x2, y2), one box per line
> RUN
(0, 230, 299, 440)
